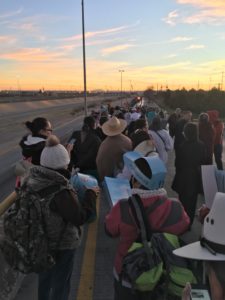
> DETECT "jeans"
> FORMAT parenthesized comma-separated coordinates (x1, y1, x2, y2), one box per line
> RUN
(38, 249, 76, 300)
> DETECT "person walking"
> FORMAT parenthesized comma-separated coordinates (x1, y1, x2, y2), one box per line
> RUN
(167, 108, 181, 138)
(172, 122, 207, 226)
(96, 116, 132, 182)
(174, 111, 192, 156)
(105, 155, 190, 300)
(149, 116, 173, 164)
(68, 116, 101, 178)
(35, 135, 95, 300)
(198, 112, 215, 165)
(207, 110, 224, 170)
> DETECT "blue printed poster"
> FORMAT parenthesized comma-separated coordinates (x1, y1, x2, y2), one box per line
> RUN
(103, 177, 131, 206)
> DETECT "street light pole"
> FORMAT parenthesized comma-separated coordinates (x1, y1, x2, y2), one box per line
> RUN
(81, 0, 87, 116)
(118, 69, 124, 107)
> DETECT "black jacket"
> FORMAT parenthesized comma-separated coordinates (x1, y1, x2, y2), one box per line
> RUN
(69, 130, 101, 172)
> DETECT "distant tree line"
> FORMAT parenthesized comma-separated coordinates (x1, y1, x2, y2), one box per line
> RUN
(144, 88, 225, 117)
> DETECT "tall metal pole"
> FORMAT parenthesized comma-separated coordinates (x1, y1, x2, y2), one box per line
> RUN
(81, 0, 87, 116)
(221, 71, 224, 91)
(118, 70, 124, 107)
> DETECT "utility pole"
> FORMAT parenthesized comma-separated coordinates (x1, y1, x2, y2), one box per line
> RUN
(221, 71, 224, 91)
(81, 0, 87, 116)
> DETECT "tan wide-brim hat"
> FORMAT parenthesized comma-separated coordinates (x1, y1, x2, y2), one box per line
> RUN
(102, 116, 127, 136)
(134, 140, 157, 157)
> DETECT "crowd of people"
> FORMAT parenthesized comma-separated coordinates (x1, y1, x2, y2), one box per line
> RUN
(3, 100, 225, 300)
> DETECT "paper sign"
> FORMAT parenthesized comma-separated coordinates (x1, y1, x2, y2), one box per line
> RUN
(102, 176, 131, 207)
(191, 289, 211, 300)
(201, 165, 218, 209)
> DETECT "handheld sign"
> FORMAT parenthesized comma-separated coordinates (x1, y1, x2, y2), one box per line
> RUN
(201, 165, 218, 208)
(102, 176, 131, 207)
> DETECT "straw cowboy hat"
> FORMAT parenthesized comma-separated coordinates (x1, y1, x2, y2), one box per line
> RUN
(123, 151, 166, 190)
(134, 140, 157, 157)
(102, 116, 127, 136)
(174, 192, 225, 261)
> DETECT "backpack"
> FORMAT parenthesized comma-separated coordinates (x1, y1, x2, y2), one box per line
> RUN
(161, 233, 197, 297)
(0, 183, 68, 274)
(121, 195, 197, 296)
(122, 236, 164, 292)
(121, 195, 164, 292)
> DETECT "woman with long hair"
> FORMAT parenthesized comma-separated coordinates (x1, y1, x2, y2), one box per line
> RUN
(68, 116, 101, 178)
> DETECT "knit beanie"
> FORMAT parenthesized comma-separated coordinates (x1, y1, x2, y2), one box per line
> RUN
(40, 135, 70, 169)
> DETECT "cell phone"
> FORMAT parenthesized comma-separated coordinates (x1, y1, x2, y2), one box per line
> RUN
(68, 138, 76, 145)
(190, 289, 211, 300)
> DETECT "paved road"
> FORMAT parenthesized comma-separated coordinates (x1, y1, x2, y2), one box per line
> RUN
(0, 95, 122, 201)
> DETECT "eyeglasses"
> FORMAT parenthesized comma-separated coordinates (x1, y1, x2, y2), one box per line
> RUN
(45, 128, 53, 132)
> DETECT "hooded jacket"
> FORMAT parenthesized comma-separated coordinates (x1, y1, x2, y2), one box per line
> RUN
(105, 190, 190, 275)
(19, 134, 46, 165)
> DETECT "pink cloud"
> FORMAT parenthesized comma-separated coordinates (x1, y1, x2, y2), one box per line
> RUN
(62, 25, 130, 42)
(101, 44, 135, 56)
(0, 35, 17, 44)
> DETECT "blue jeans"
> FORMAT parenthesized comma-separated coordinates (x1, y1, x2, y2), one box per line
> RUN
(38, 249, 76, 300)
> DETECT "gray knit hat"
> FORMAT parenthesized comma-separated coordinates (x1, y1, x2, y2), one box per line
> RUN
(40, 135, 70, 169)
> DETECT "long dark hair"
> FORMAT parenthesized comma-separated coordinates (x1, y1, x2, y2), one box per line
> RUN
(82, 116, 96, 132)
(25, 117, 48, 136)
(184, 122, 198, 142)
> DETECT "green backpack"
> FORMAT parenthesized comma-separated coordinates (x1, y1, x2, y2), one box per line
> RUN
(121, 195, 197, 296)
(162, 233, 197, 297)
(122, 237, 164, 291)
(121, 195, 164, 292)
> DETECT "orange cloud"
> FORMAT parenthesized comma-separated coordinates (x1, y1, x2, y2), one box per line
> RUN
(0, 48, 66, 62)
(177, 0, 225, 9)
(177, 0, 225, 24)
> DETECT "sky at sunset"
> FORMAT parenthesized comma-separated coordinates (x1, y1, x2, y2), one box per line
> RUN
(1, 0, 225, 91)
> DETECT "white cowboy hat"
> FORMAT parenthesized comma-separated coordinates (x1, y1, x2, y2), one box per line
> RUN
(102, 116, 127, 136)
(174, 192, 225, 261)
(134, 140, 157, 157)
(123, 151, 166, 190)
